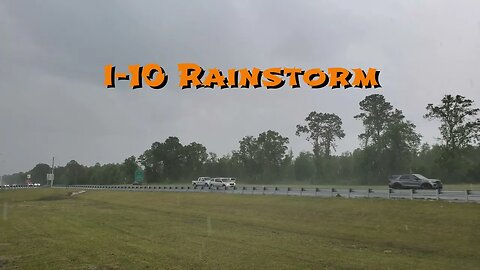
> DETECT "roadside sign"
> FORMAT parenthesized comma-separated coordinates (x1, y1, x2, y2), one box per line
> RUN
(47, 174, 54, 181)
(134, 168, 144, 183)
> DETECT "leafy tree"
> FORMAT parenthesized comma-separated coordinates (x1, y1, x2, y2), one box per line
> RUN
(383, 115, 421, 173)
(138, 148, 160, 182)
(236, 130, 290, 181)
(294, 152, 316, 182)
(424, 95, 480, 181)
(354, 94, 397, 148)
(296, 112, 345, 158)
(100, 163, 123, 184)
(63, 160, 87, 185)
(236, 135, 262, 177)
(354, 94, 420, 183)
(257, 130, 290, 171)
(139, 137, 210, 182)
(204, 152, 219, 177)
(29, 163, 51, 185)
(160, 137, 184, 180)
(87, 163, 103, 184)
(183, 142, 208, 177)
(1, 172, 27, 185)
(121, 156, 138, 183)
(424, 94, 480, 151)
(217, 154, 233, 177)
(139, 137, 183, 182)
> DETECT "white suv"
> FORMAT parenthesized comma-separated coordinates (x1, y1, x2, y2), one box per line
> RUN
(209, 177, 236, 188)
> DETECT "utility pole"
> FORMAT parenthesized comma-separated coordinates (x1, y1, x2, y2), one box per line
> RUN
(51, 157, 54, 187)
(47, 157, 55, 187)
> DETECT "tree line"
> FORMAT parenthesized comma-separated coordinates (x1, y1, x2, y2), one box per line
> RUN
(2, 94, 480, 186)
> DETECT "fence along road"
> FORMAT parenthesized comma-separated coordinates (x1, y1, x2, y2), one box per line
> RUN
(40, 184, 480, 203)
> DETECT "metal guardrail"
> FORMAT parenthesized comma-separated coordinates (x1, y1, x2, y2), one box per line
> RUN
(0, 185, 42, 190)
(41, 184, 480, 203)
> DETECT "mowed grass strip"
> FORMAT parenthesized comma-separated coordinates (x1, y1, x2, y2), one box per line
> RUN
(0, 189, 479, 270)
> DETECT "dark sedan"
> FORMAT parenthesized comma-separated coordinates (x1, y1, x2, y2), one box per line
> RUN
(389, 174, 443, 190)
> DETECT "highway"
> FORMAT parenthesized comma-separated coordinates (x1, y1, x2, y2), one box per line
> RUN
(42, 184, 480, 203)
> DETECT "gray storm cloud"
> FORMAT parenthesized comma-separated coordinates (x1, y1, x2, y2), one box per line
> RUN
(0, 0, 479, 174)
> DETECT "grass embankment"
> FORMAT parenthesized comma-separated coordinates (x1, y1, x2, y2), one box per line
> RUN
(0, 189, 479, 269)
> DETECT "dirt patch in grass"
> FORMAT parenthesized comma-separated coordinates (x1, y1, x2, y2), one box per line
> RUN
(0, 257, 12, 270)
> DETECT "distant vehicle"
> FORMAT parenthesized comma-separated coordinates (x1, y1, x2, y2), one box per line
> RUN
(34, 183, 41, 187)
(192, 177, 212, 187)
(209, 177, 236, 188)
(389, 174, 443, 190)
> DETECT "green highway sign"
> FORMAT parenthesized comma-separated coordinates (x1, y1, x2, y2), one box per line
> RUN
(134, 168, 144, 183)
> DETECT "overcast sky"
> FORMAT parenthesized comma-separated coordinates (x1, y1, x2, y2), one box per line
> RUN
(1, 0, 479, 175)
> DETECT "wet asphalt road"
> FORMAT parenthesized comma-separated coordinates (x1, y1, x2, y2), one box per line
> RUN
(44, 184, 480, 203)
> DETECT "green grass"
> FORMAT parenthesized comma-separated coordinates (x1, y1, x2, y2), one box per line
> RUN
(1, 189, 479, 270)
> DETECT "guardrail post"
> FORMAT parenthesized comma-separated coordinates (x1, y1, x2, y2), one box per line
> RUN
(348, 188, 353, 199)
(252, 186, 256, 195)
(436, 189, 440, 200)
(287, 187, 291, 195)
(410, 189, 415, 200)
(367, 188, 372, 198)
(388, 188, 392, 199)
(262, 186, 266, 195)
(331, 188, 336, 198)
(242, 186, 246, 194)
(466, 190, 471, 202)
(315, 188, 319, 196)
(300, 187, 305, 196)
